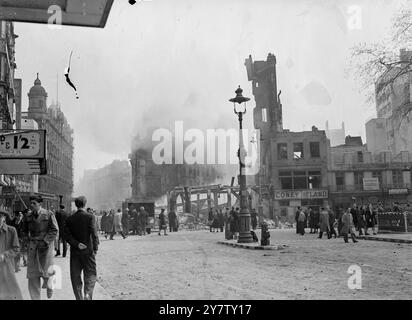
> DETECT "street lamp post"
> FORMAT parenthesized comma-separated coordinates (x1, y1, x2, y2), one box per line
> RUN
(229, 86, 253, 243)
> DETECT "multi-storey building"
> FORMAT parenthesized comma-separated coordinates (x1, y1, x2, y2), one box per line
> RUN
(367, 48, 412, 155)
(0, 20, 17, 129)
(21, 74, 74, 210)
(328, 135, 412, 209)
(75, 160, 132, 211)
(129, 128, 222, 203)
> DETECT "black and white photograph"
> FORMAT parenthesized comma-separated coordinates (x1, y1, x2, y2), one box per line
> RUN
(0, 0, 411, 306)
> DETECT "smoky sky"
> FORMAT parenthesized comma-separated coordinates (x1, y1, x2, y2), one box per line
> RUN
(13, 0, 402, 183)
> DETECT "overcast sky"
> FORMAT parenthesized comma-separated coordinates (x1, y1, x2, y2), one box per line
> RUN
(13, 0, 405, 184)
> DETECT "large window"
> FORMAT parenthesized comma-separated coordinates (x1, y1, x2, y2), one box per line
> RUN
(392, 170, 404, 188)
(293, 143, 304, 160)
(335, 172, 345, 186)
(310, 142, 320, 158)
(277, 143, 288, 160)
(372, 171, 382, 186)
(279, 170, 322, 190)
(354, 171, 363, 186)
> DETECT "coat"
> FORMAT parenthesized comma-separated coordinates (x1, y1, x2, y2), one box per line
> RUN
(0, 224, 23, 300)
(23, 208, 59, 279)
(158, 212, 167, 228)
(64, 209, 99, 255)
(168, 211, 177, 228)
(106, 214, 115, 232)
(113, 212, 123, 232)
(341, 212, 355, 234)
(319, 210, 330, 232)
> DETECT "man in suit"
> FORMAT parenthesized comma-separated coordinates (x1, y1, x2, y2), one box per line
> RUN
(64, 196, 99, 300)
(55, 205, 69, 257)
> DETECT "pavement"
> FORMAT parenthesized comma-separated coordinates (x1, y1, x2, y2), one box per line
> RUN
(357, 233, 412, 244)
(12, 229, 412, 300)
(15, 252, 112, 300)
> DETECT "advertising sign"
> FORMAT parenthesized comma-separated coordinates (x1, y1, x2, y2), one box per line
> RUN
(0, 130, 45, 159)
(363, 178, 380, 191)
(0, 130, 47, 175)
(274, 189, 328, 200)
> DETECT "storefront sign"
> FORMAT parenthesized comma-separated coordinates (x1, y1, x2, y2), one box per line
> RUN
(274, 189, 328, 200)
(389, 189, 408, 195)
(363, 178, 380, 191)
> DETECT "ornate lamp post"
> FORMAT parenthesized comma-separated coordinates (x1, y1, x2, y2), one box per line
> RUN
(229, 86, 253, 243)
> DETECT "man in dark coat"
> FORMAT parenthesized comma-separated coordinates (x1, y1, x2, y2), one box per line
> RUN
(208, 209, 214, 232)
(308, 208, 315, 234)
(11, 211, 27, 271)
(250, 209, 258, 231)
(55, 205, 69, 257)
(350, 204, 359, 234)
(131, 209, 138, 235)
(121, 208, 130, 236)
(295, 208, 301, 234)
(64, 196, 99, 300)
(327, 206, 337, 238)
(318, 207, 331, 239)
(0, 210, 23, 300)
(168, 210, 177, 233)
(158, 209, 167, 236)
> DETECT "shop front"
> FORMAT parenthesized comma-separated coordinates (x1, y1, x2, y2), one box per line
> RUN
(273, 189, 329, 223)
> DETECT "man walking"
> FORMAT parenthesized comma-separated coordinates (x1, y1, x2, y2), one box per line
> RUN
(168, 210, 177, 233)
(121, 208, 130, 236)
(64, 196, 99, 300)
(297, 208, 306, 235)
(0, 210, 23, 300)
(11, 211, 27, 271)
(341, 208, 358, 243)
(327, 206, 337, 238)
(55, 205, 68, 257)
(24, 196, 59, 300)
(158, 209, 167, 236)
(110, 209, 126, 240)
(318, 207, 331, 239)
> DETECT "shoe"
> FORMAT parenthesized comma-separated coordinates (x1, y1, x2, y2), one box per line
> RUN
(365, 233, 370, 235)
(47, 288, 53, 299)
(373, 233, 377, 235)
(55, 252, 60, 257)
(353, 240, 358, 243)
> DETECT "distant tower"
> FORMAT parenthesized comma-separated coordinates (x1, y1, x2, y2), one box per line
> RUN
(27, 73, 48, 122)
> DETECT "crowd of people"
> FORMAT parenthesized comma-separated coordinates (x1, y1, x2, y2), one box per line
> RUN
(293, 203, 393, 243)
(0, 195, 98, 300)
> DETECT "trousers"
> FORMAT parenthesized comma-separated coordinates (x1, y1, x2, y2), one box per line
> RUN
(70, 253, 97, 300)
(28, 277, 49, 300)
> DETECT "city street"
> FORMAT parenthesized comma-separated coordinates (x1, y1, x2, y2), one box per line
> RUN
(94, 229, 412, 300)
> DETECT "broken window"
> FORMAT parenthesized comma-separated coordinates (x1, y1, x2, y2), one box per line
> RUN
(277, 143, 288, 160)
(293, 143, 304, 160)
(310, 142, 320, 158)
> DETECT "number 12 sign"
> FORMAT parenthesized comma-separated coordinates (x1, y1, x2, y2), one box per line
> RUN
(0, 130, 46, 159)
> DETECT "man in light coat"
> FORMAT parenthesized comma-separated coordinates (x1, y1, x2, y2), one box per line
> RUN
(318, 207, 331, 239)
(341, 208, 358, 243)
(110, 209, 126, 240)
(0, 210, 23, 300)
(23, 196, 59, 300)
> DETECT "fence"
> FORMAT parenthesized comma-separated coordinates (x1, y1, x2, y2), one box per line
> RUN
(377, 211, 412, 232)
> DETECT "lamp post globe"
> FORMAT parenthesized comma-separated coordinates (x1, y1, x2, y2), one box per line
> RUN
(229, 86, 253, 244)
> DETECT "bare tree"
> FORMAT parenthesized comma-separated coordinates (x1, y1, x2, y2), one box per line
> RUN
(351, 4, 412, 122)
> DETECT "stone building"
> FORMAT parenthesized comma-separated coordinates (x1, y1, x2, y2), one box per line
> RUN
(129, 128, 222, 203)
(246, 53, 331, 222)
(328, 143, 412, 210)
(367, 48, 412, 155)
(0, 20, 18, 129)
(21, 74, 74, 210)
(75, 160, 131, 211)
